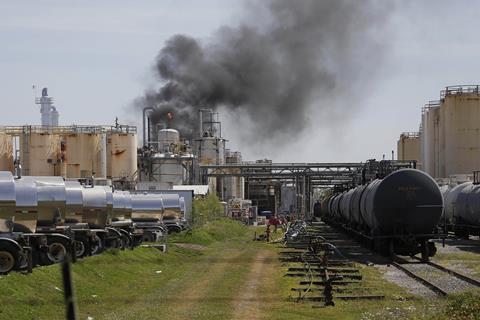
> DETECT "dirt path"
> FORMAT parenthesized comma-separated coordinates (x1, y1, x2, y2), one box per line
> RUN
(170, 249, 244, 320)
(232, 250, 276, 320)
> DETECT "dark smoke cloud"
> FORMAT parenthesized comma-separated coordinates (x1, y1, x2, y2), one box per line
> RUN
(137, 0, 390, 141)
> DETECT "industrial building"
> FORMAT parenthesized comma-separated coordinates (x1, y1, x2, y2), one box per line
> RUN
(398, 85, 480, 179)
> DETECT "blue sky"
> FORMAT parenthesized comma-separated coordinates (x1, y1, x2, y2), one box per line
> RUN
(1, 1, 480, 162)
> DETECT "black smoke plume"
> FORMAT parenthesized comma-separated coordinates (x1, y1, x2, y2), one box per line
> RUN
(137, 0, 390, 142)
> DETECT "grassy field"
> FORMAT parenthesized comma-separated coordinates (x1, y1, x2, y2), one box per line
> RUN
(1, 218, 480, 319)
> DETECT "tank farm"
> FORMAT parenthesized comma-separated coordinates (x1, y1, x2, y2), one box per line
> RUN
(2, 85, 480, 315)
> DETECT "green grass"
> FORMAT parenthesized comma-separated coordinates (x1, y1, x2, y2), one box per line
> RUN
(2, 216, 480, 320)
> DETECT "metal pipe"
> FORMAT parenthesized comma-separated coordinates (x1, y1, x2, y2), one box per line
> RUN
(142, 107, 154, 148)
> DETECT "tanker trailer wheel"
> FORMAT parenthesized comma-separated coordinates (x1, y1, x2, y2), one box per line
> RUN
(0, 243, 19, 274)
(74, 239, 87, 258)
(45, 237, 69, 264)
(91, 234, 104, 255)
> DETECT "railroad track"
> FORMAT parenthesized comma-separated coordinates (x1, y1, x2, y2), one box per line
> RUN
(392, 255, 480, 296)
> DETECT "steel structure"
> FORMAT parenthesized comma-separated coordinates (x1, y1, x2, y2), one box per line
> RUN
(200, 160, 416, 218)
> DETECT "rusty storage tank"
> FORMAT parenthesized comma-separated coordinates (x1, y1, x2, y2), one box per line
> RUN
(65, 131, 107, 179)
(0, 172, 17, 233)
(21, 176, 66, 229)
(441, 86, 480, 177)
(81, 186, 108, 228)
(107, 131, 137, 181)
(131, 194, 164, 220)
(0, 133, 14, 172)
(20, 131, 62, 176)
(65, 180, 84, 223)
(421, 102, 441, 177)
(13, 176, 39, 233)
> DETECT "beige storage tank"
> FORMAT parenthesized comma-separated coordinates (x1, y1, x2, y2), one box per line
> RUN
(441, 86, 480, 177)
(107, 132, 137, 180)
(397, 132, 420, 162)
(65, 132, 107, 178)
(421, 103, 441, 177)
(224, 150, 244, 200)
(0, 132, 14, 172)
(20, 131, 62, 176)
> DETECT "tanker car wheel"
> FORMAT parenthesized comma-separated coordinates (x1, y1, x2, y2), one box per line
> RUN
(0, 244, 19, 274)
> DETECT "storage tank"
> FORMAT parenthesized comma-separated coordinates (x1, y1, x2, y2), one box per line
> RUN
(22, 176, 66, 228)
(107, 132, 137, 180)
(0, 172, 16, 233)
(397, 132, 420, 164)
(131, 194, 164, 220)
(359, 169, 443, 235)
(150, 155, 184, 189)
(13, 177, 39, 233)
(441, 86, 480, 177)
(65, 181, 84, 223)
(224, 151, 244, 200)
(0, 133, 14, 172)
(157, 129, 180, 153)
(20, 132, 62, 176)
(198, 137, 226, 195)
(65, 132, 107, 179)
(421, 103, 441, 177)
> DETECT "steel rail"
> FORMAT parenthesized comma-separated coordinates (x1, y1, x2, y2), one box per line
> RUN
(412, 257, 480, 287)
(391, 258, 447, 297)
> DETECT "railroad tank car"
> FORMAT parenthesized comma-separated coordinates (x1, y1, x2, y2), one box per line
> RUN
(443, 181, 480, 236)
(322, 169, 443, 258)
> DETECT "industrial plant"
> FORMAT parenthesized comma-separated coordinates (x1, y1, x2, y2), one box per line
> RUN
(3, 1, 480, 317)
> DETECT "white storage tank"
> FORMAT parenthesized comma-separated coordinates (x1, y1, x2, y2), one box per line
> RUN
(151, 154, 184, 189)
(107, 132, 138, 180)
(157, 129, 180, 153)
(198, 137, 226, 195)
